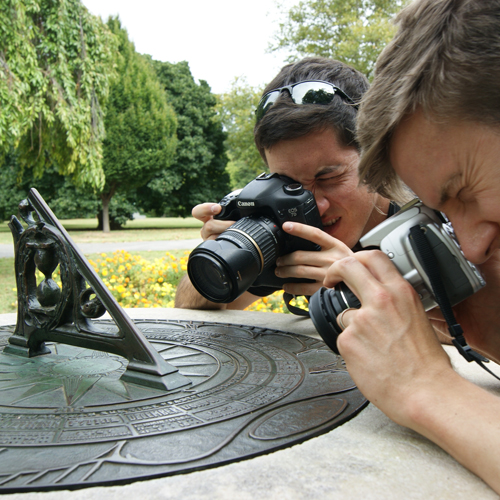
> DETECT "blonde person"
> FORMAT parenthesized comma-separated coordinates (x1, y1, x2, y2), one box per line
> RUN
(323, 0, 500, 493)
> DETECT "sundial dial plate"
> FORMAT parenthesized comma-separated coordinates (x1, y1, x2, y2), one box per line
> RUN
(0, 319, 367, 492)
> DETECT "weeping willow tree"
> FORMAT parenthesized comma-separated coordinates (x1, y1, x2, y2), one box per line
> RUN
(0, 0, 117, 188)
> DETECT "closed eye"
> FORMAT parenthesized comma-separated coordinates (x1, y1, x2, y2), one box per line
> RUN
(317, 173, 347, 183)
(455, 186, 474, 203)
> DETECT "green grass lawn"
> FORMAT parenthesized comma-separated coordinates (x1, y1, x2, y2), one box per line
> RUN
(57, 217, 204, 230)
(0, 258, 16, 314)
(0, 217, 203, 244)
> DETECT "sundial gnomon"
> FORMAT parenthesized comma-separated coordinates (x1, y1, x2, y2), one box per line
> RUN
(0, 190, 368, 492)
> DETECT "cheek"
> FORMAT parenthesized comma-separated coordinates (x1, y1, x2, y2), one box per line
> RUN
(336, 184, 375, 210)
(479, 195, 500, 223)
(322, 174, 365, 202)
(341, 172, 363, 192)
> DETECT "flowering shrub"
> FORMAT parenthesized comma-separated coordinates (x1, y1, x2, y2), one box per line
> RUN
(26, 249, 310, 314)
(87, 250, 188, 308)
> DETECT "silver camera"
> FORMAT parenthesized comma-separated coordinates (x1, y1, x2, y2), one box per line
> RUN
(309, 199, 486, 353)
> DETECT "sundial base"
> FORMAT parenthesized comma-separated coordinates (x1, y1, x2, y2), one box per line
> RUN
(0, 318, 367, 492)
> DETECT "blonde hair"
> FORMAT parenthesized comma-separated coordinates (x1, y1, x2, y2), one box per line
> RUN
(357, 0, 500, 202)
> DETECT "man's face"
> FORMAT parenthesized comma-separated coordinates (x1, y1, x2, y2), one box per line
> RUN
(265, 127, 385, 249)
(390, 109, 500, 264)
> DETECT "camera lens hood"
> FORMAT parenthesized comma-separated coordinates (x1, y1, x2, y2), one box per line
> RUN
(309, 287, 342, 353)
(309, 284, 361, 354)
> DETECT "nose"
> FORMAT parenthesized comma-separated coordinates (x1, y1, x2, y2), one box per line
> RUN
(451, 218, 500, 264)
(314, 193, 330, 217)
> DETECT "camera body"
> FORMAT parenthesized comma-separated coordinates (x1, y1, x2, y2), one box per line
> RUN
(358, 199, 485, 310)
(187, 172, 323, 303)
(309, 199, 486, 353)
(215, 172, 322, 252)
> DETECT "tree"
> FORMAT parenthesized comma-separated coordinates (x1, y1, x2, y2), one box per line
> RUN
(0, 151, 99, 222)
(98, 18, 177, 232)
(0, 0, 117, 188)
(217, 78, 268, 190)
(271, 0, 407, 79)
(0, 152, 28, 221)
(137, 60, 230, 217)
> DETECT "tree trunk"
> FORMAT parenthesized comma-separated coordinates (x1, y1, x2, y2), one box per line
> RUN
(100, 191, 113, 233)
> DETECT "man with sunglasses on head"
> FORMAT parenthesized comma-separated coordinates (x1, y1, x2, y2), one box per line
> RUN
(175, 57, 397, 310)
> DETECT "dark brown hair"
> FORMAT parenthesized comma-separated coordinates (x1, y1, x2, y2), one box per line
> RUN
(254, 57, 369, 161)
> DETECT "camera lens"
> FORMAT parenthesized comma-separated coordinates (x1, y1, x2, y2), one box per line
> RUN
(188, 216, 280, 303)
(187, 253, 234, 302)
(309, 283, 360, 353)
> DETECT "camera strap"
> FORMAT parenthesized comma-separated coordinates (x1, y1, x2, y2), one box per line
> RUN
(283, 292, 311, 316)
(409, 225, 500, 381)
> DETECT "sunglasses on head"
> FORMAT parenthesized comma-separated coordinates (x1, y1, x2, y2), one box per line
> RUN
(255, 80, 358, 123)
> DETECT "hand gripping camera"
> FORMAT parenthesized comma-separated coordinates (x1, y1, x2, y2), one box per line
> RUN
(187, 173, 323, 303)
(309, 199, 486, 354)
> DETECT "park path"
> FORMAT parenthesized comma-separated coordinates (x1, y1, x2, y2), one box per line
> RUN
(0, 238, 202, 258)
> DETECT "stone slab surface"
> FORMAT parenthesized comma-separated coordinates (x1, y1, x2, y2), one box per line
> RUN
(1, 308, 499, 499)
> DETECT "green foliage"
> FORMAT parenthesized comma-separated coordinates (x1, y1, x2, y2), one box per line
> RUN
(0, 0, 117, 188)
(217, 78, 268, 190)
(0, 152, 99, 221)
(47, 183, 98, 219)
(271, 0, 407, 79)
(102, 18, 177, 193)
(137, 60, 230, 217)
(0, 149, 143, 225)
(99, 18, 178, 230)
(0, 152, 27, 220)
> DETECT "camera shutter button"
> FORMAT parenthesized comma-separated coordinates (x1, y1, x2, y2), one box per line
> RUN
(284, 183, 304, 195)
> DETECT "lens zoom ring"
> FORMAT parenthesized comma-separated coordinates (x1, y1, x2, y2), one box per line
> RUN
(221, 229, 261, 265)
(228, 217, 278, 269)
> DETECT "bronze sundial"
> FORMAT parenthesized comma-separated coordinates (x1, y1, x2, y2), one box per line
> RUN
(0, 190, 367, 492)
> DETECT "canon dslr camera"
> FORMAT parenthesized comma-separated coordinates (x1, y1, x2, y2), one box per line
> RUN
(187, 173, 323, 303)
(309, 199, 486, 354)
